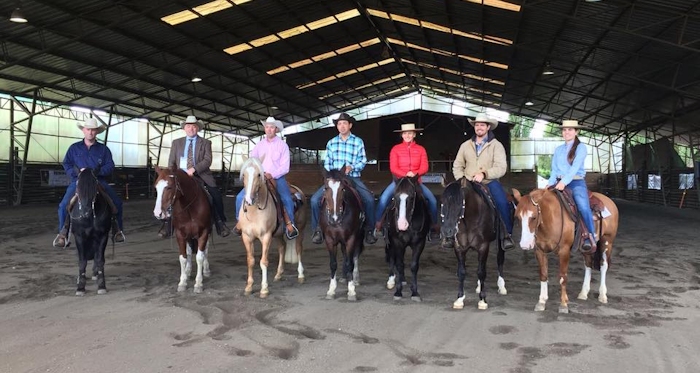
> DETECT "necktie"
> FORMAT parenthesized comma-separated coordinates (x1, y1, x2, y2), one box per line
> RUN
(187, 139, 194, 169)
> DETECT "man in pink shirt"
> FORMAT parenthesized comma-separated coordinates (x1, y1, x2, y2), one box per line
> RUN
(234, 117, 299, 239)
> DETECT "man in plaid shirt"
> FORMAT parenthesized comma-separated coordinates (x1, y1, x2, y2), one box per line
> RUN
(310, 112, 378, 245)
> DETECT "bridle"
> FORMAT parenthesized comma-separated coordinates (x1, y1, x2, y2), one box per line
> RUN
(162, 172, 197, 219)
(75, 170, 100, 220)
(241, 168, 270, 215)
(391, 178, 422, 231)
(324, 178, 347, 226)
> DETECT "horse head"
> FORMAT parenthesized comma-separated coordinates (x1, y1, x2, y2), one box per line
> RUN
(73, 168, 100, 220)
(240, 157, 267, 207)
(513, 188, 549, 250)
(153, 164, 184, 220)
(440, 179, 465, 240)
(322, 168, 353, 225)
(391, 176, 420, 231)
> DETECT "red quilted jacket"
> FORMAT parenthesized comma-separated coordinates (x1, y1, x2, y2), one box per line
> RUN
(389, 141, 429, 181)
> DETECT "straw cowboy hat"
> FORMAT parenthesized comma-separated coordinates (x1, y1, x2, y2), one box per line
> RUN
(560, 119, 587, 129)
(260, 116, 284, 132)
(467, 113, 498, 129)
(393, 123, 424, 133)
(333, 112, 356, 125)
(179, 115, 203, 129)
(76, 118, 106, 134)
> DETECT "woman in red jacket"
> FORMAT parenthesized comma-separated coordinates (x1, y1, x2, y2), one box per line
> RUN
(375, 123, 439, 239)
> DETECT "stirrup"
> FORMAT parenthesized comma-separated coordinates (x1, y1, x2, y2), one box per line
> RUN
(285, 222, 299, 240)
(113, 231, 126, 243)
(53, 234, 70, 248)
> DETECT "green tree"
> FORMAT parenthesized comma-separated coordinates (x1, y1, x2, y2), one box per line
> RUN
(537, 154, 552, 179)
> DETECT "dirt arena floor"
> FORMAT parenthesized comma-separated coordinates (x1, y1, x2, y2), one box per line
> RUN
(0, 196, 699, 373)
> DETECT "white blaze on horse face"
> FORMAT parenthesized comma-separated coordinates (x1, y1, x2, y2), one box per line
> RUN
(244, 166, 256, 205)
(153, 179, 168, 219)
(397, 193, 409, 231)
(329, 180, 340, 221)
(519, 209, 536, 250)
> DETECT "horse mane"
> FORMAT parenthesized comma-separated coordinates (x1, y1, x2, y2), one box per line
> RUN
(325, 168, 346, 182)
(77, 169, 99, 207)
(441, 180, 464, 226)
(240, 157, 265, 185)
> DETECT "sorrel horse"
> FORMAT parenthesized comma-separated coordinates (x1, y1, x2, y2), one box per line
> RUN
(383, 176, 430, 301)
(153, 165, 212, 293)
(319, 169, 364, 301)
(440, 178, 508, 310)
(71, 169, 113, 296)
(237, 157, 308, 297)
(513, 188, 619, 313)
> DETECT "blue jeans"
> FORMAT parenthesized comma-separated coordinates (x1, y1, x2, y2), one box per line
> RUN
(311, 176, 375, 231)
(58, 180, 123, 232)
(375, 181, 438, 226)
(567, 179, 595, 239)
(486, 180, 513, 234)
(236, 176, 295, 224)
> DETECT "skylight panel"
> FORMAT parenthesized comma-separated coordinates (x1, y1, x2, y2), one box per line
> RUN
(267, 39, 381, 75)
(403, 59, 505, 85)
(296, 58, 394, 89)
(463, 0, 521, 12)
(319, 73, 406, 100)
(162, 0, 252, 26)
(386, 38, 508, 70)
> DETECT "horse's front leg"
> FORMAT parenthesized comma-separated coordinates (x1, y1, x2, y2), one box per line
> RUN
(476, 243, 489, 310)
(95, 234, 109, 295)
(598, 251, 610, 304)
(326, 240, 338, 300)
(409, 239, 427, 302)
(76, 253, 88, 296)
(393, 244, 406, 300)
(578, 255, 593, 301)
(534, 248, 549, 311)
(177, 238, 189, 292)
(496, 239, 507, 295)
(185, 242, 193, 277)
(557, 249, 571, 313)
(453, 248, 468, 309)
(386, 241, 396, 290)
(242, 235, 256, 295)
(259, 233, 273, 298)
(344, 236, 358, 301)
(274, 238, 285, 282)
(295, 233, 305, 283)
(202, 240, 211, 278)
(193, 236, 209, 294)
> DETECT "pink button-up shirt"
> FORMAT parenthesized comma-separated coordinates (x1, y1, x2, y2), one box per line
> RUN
(250, 136, 290, 179)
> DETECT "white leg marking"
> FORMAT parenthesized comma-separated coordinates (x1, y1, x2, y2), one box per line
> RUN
(177, 255, 188, 292)
(578, 266, 592, 300)
(453, 295, 466, 309)
(387, 274, 396, 290)
(185, 243, 193, 277)
(497, 276, 507, 295)
(535, 281, 548, 311)
(194, 250, 204, 293)
(599, 261, 609, 304)
(347, 280, 357, 301)
(475, 279, 481, 294)
(202, 244, 211, 278)
(326, 276, 337, 299)
(260, 261, 269, 296)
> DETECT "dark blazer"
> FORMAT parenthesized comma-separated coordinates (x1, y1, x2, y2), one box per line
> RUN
(169, 135, 216, 187)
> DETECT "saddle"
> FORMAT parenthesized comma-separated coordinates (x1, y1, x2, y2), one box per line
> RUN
(552, 189, 604, 251)
(265, 178, 303, 238)
(461, 179, 503, 237)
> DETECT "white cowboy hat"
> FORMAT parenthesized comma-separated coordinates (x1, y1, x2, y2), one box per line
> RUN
(467, 113, 498, 129)
(393, 123, 424, 133)
(260, 116, 284, 132)
(179, 115, 203, 129)
(76, 118, 106, 134)
(560, 119, 587, 129)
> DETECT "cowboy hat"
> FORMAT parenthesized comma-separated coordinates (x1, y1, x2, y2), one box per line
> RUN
(260, 116, 284, 132)
(179, 115, 203, 129)
(333, 112, 356, 125)
(560, 119, 587, 129)
(76, 118, 106, 134)
(393, 123, 424, 133)
(467, 113, 498, 129)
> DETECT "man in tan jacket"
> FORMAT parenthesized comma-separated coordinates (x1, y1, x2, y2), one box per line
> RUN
(450, 113, 514, 250)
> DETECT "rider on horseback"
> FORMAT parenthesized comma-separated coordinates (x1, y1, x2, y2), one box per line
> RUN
(449, 113, 515, 251)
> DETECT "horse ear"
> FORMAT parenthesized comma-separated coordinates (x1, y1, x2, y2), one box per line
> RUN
(512, 188, 522, 202)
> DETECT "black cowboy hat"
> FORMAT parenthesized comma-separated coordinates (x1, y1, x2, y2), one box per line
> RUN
(333, 112, 356, 125)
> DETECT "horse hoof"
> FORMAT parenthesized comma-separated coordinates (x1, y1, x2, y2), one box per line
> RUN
(203, 271, 211, 278)
(387, 283, 395, 290)
(75, 290, 85, 296)
(411, 296, 422, 302)
(393, 295, 402, 301)
(273, 276, 282, 282)
(558, 306, 569, 314)
(297, 277, 305, 284)
(534, 302, 546, 312)
(452, 303, 464, 310)
(578, 293, 588, 300)
(97, 289, 107, 295)
(325, 294, 335, 300)
(244, 289, 253, 296)
(498, 288, 508, 295)
(194, 286, 203, 294)
(260, 290, 270, 298)
(177, 285, 186, 292)
(598, 295, 608, 304)
(348, 294, 357, 302)
(478, 300, 488, 310)
(91, 276, 97, 281)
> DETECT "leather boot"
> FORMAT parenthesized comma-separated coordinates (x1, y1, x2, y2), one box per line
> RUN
(364, 229, 377, 245)
(502, 234, 515, 251)
(311, 229, 323, 244)
(158, 219, 172, 238)
(216, 220, 231, 237)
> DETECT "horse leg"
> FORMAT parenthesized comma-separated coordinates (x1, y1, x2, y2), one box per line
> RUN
(393, 245, 405, 300)
(557, 250, 571, 314)
(193, 236, 208, 294)
(476, 244, 489, 310)
(453, 249, 468, 309)
(295, 234, 305, 284)
(534, 249, 549, 311)
(598, 247, 611, 304)
(352, 250, 360, 286)
(274, 238, 285, 282)
(345, 237, 358, 301)
(409, 240, 427, 302)
(95, 234, 109, 295)
(259, 234, 273, 298)
(496, 239, 508, 295)
(177, 239, 189, 292)
(326, 243, 338, 300)
(202, 240, 211, 278)
(185, 242, 193, 277)
(578, 262, 592, 301)
(242, 235, 256, 295)
(386, 241, 396, 290)
(76, 253, 88, 296)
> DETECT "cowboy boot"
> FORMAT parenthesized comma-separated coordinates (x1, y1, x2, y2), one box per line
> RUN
(216, 219, 231, 238)
(427, 224, 440, 242)
(157, 219, 172, 238)
(53, 225, 70, 248)
(311, 229, 323, 244)
(364, 228, 378, 245)
(580, 233, 595, 254)
(285, 221, 300, 240)
(112, 218, 125, 243)
(373, 221, 383, 239)
(502, 234, 515, 251)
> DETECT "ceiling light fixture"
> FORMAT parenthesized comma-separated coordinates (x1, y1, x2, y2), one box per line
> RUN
(191, 76, 202, 82)
(542, 61, 554, 75)
(10, 8, 27, 23)
(525, 101, 534, 106)
(270, 106, 278, 110)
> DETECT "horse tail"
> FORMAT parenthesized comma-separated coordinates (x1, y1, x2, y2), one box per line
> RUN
(77, 170, 99, 207)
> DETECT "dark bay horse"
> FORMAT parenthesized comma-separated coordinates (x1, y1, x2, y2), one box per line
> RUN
(440, 178, 508, 310)
(384, 176, 430, 301)
(153, 165, 212, 293)
(513, 188, 619, 313)
(71, 169, 112, 296)
(237, 157, 308, 298)
(320, 169, 364, 301)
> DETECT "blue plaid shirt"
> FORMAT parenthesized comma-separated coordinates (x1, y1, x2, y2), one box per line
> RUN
(324, 133, 367, 178)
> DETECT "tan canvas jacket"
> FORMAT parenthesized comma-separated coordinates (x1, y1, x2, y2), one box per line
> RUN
(452, 136, 507, 184)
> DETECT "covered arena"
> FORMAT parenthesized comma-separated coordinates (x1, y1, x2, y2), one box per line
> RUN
(1, 1, 700, 372)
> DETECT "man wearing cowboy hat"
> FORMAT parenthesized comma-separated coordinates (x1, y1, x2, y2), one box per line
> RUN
(374, 123, 439, 240)
(53, 118, 125, 248)
(450, 113, 515, 250)
(233, 116, 299, 239)
(165, 115, 230, 237)
(310, 112, 378, 245)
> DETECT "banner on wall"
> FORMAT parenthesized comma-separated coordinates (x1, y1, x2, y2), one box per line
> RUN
(40, 169, 71, 187)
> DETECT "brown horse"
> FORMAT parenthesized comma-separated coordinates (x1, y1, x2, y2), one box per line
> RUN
(513, 188, 619, 313)
(153, 165, 212, 293)
(237, 157, 307, 297)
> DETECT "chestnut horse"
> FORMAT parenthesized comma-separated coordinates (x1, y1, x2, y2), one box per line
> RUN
(513, 188, 619, 313)
(237, 157, 307, 297)
(153, 165, 211, 293)
(319, 169, 364, 301)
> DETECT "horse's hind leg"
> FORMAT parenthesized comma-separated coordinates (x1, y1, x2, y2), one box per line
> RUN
(476, 245, 489, 310)
(453, 249, 468, 309)
(193, 236, 208, 294)
(202, 241, 211, 278)
(95, 235, 109, 295)
(496, 241, 508, 295)
(259, 234, 273, 298)
(185, 242, 193, 277)
(386, 242, 396, 290)
(295, 235, 305, 283)
(76, 257, 88, 296)
(274, 239, 285, 282)
(393, 246, 406, 300)
(598, 244, 612, 304)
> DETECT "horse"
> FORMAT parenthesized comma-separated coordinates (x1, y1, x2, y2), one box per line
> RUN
(319, 169, 365, 301)
(383, 176, 430, 301)
(513, 188, 619, 313)
(71, 168, 113, 296)
(440, 178, 508, 310)
(237, 157, 308, 298)
(153, 164, 212, 293)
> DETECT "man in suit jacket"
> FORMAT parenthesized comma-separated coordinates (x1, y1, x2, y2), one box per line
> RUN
(164, 115, 230, 237)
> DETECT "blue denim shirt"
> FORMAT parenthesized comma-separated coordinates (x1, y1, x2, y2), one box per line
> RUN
(62, 140, 115, 181)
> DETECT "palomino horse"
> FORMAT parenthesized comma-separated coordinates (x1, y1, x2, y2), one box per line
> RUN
(237, 157, 307, 297)
(319, 169, 364, 301)
(513, 188, 619, 313)
(71, 169, 112, 296)
(440, 178, 508, 310)
(153, 165, 212, 293)
(384, 176, 430, 301)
